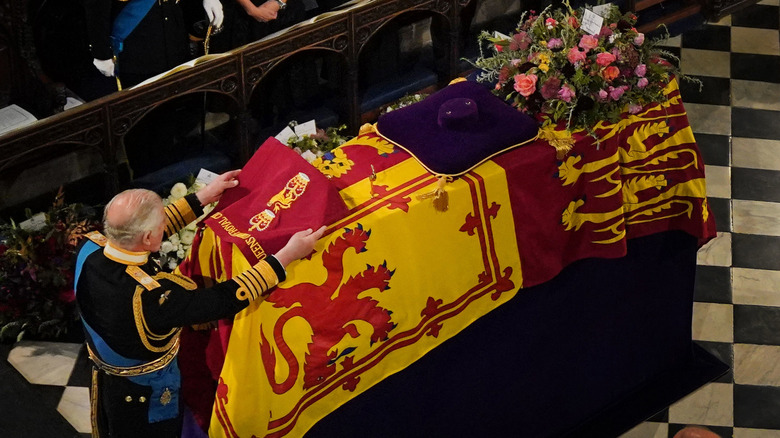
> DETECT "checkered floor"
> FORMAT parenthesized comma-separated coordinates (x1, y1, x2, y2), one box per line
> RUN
(1, 2, 778, 437)
(621, 1, 780, 437)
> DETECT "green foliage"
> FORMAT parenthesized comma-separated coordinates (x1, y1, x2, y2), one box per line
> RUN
(286, 122, 352, 159)
(0, 190, 101, 342)
(471, 1, 695, 133)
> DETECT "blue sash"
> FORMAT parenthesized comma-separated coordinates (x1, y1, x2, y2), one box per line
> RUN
(75, 241, 180, 423)
(110, 0, 158, 55)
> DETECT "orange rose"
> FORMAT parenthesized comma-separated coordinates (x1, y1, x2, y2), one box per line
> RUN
(513, 73, 538, 97)
(602, 66, 620, 81)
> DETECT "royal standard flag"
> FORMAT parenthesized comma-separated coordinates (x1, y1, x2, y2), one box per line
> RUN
(177, 78, 715, 437)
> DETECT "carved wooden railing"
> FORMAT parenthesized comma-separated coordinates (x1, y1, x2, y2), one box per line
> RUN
(0, 0, 477, 215)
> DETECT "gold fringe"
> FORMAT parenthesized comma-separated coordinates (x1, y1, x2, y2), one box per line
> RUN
(539, 125, 575, 159)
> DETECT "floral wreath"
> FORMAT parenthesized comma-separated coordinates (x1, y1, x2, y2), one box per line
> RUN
(472, 1, 698, 151)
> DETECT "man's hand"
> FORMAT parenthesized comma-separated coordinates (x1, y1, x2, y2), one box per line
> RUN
(274, 226, 327, 268)
(93, 58, 115, 77)
(196, 169, 241, 206)
(203, 0, 224, 28)
(246, 1, 279, 22)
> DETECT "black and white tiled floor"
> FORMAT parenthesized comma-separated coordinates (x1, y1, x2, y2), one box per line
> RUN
(622, 1, 780, 436)
(1, 2, 778, 436)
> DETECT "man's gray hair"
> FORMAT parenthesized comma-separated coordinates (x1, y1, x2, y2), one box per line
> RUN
(103, 189, 165, 247)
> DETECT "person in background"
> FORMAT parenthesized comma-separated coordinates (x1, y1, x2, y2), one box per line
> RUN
(75, 169, 325, 437)
(673, 425, 722, 438)
(83, 0, 224, 90)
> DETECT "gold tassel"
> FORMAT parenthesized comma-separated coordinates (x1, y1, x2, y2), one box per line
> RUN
(417, 176, 450, 212)
(359, 123, 376, 135)
(539, 125, 575, 159)
(448, 77, 467, 85)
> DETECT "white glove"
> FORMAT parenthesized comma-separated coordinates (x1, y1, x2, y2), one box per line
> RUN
(202, 0, 224, 28)
(93, 58, 115, 77)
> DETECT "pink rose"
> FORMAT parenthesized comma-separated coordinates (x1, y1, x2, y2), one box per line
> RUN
(628, 103, 643, 114)
(596, 52, 616, 66)
(609, 86, 625, 101)
(597, 89, 609, 101)
(567, 47, 586, 64)
(568, 16, 579, 28)
(637, 77, 649, 88)
(558, 84, 576, 103)
(633, 33, 645, 46)
(634, 64, 647, 77)
(514, 73, 538, 97)
(579, 35, 599, 51)
(602, 65, 620, 81)
(547, 38, 563, 49)
(600, 27, 613, 38)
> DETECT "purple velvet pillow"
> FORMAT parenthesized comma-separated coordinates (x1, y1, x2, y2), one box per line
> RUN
(376, 81, 539, 176)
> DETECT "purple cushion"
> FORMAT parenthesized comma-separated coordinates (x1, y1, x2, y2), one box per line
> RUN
(376, 81, 539, 176)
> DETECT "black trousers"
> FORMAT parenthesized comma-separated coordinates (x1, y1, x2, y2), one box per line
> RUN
(93, 370, 182, 438)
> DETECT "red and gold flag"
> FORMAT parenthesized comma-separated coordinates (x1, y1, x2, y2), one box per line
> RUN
(179, 78, 715, 437)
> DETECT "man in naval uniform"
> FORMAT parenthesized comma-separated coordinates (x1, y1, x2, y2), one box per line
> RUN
(84, 0, 224, 88)
(75, 170, 325, 437)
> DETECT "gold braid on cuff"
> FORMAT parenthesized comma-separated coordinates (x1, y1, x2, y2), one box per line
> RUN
(233, 260, 279, 301)
(164, 197, 197, 236)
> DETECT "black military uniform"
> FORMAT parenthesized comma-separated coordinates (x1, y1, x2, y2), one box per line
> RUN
(75, 194, 285, 437)
(83, 0, 191, 87)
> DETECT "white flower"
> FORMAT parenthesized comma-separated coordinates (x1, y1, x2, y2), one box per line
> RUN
(160, 241, 175, 254)
(179, 229, 196, 245)
(169, 234, 180, 246)
(167, 259, 179, 270)
(185, 222, 198, 231)
(191, 181, 206, 192)
(170, 183, 188, 199)
(176, 249, 186, 259)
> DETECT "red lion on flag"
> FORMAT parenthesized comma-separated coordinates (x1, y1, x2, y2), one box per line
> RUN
(259, 224, 395, 393)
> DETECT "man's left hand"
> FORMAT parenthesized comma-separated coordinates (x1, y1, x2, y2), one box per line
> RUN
(196, 169, 241, 206)
(203, 0, 224, 28)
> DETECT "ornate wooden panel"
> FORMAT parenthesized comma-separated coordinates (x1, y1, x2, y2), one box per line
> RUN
(0, 0, 470, 213)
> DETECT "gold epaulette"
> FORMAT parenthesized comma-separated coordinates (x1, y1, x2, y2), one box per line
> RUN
(233, 260, 279, 301)
(126, 266, 161, 291)
(85, 231, 108, 247)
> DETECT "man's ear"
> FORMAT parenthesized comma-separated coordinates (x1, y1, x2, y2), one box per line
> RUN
(142, 230, 153, 248)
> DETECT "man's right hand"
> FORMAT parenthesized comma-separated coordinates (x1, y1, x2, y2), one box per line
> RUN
(93, 58, 115, 77)
(274, 226, 327, 268)
(246, 1, 279, 22)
